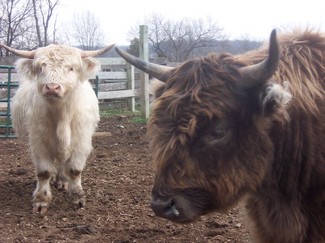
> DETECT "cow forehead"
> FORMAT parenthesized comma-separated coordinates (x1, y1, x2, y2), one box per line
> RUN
(34, 45, 81, 67)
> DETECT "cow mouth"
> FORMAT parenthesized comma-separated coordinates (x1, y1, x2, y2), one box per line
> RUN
(151, 196, 190, 223)
(45, 94, 60, 98)
(151, 189, 217, 223)
(43, 92, 63, 99)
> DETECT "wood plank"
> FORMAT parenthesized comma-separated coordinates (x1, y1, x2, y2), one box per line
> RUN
(99, 83, 127, 91)
(98, 89, 140, 99)
(95, 71, 127, 80)
(98, 90, 135, 99)
(96, 57, 126, 65)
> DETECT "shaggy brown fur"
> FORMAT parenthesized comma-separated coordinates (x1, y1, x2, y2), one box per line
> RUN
(148, 29, 325, 243)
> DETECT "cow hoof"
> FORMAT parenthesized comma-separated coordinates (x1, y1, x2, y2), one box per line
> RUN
(69, 189, 86, 209)
(56, 180, 69, 191)
(32, 202, 49, 214)
(72, 200, 85, 210)
(33, 190, 52, 214)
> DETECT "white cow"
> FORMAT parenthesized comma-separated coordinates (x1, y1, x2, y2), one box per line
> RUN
(1, 43, 114, 213)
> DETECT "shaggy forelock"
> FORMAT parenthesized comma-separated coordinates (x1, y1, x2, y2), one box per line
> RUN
(148, 53, 247, 171)
(34, 45, 82, 69)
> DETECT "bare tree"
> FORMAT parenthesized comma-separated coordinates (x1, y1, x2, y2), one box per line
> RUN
(129, 14, 226, 62)
(0, 0, 60, 55)
(0, 0, 34, 55)
(127, 37, 140, 57)
(233, 33, 263, 53)
(66, 10, 106, 50)
(31, 0, 60, 46)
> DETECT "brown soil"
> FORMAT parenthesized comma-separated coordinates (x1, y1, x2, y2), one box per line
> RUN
(0, 115, 252, 243)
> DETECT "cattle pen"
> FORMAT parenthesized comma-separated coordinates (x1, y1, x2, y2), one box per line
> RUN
(0, 56, 148, 138)
(0, 26, 150, 139)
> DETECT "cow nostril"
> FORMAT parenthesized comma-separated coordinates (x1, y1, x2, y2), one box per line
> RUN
(151, 197, 180, 219)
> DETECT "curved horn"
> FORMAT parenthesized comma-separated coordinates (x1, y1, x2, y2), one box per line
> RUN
(237, 29, 280, 89)
(81, 44, 115, 58)
(1, 44, 36, 59)
(115, 47, 174, 82)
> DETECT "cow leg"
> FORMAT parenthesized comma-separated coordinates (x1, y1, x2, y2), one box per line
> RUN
(68, 168, 85, 208)
(56, 163, 69, 191)
(30, 139, 56, 213)
(64, 157, 87, 209)
(33, 170, 53, 214)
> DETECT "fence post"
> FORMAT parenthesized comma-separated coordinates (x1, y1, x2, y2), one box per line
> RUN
(126, 63, 135, 112)
(139, 25, 150, 119)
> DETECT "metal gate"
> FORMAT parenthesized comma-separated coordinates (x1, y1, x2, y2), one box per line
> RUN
(0, 65, 18, 138)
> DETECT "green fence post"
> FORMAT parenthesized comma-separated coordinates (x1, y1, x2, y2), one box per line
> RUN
(0, 65, 17, 138)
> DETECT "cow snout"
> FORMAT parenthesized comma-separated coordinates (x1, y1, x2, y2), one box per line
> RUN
(151, 196, 180, 221)
(44, 83, 61, 97)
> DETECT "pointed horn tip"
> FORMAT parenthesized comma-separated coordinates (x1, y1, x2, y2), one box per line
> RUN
(270, 29, 277, 38)
(104, 43, 115, 51)
(114, 47, 132, 60)
(97, 43, 115, 55)
(80, 44, 115, 58)
(269, 29, 279, 49)
(114, 46, 124, 55)
(0, 43, 9, 50)
(235, 29, 280, 89)
(268, 29, 280, 61)
(1, 44, 16, 52)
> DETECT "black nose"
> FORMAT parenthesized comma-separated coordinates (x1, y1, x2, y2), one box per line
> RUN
(151, 196, 180, 220)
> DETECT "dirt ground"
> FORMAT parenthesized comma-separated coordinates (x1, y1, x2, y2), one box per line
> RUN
(0, 115, 252, 243)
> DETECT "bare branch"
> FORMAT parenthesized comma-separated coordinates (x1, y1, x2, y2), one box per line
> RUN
(128, 14, 226, 62)
(65, 10, 106, 50)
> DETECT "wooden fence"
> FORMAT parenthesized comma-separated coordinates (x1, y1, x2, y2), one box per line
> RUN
(0, 57, 143, 111)
(93, 57, 138, 112)
(0, 59, 143, 138)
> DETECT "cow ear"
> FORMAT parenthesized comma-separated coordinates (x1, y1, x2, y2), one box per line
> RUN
(259, 81, 292, 119)
(15, 58, 37, 81)
(150, 78, 166, 99)
(80, 57, 100, 81)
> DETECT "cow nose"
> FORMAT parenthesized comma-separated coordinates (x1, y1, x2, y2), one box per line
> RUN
(151, 196, 180, 220)
(44, 83, 61, 96)
(45, 83, 60, 92)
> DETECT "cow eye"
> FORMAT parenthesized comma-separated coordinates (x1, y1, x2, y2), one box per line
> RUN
(213, 128, 226, 139)
(69, 67, 74, 71)
(204, 121, 231, 146)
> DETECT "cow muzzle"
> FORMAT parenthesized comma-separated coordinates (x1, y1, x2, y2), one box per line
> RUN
(151, 196, 181, 221)
(151, 194, 200, 224)
(43, 83, 62, 98)
(151, 188, 217, 223)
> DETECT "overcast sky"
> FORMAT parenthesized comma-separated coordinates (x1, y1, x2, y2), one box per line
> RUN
(58, 0, 325, 45)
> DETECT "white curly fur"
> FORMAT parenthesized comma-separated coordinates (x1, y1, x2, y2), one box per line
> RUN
(11, 45, 100, 213)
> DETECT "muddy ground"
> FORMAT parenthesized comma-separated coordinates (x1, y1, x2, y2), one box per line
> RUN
(0, 115, 252, 242)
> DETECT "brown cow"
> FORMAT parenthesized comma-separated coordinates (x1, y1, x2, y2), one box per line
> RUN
(115, 29, 325, 243)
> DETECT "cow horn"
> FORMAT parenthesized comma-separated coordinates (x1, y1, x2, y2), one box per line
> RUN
(237, 29, 280, 89)
(115, 47, 174, 82)
(81, 44, 115, 58)
(1, 44, 36, 59)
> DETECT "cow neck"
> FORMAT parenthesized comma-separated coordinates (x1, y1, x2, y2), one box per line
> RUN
(45, 97, 73, 122)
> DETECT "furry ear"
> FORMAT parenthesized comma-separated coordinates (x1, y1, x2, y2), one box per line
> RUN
(259, 81, 292, 119)
(150, 78, 166, 99)
(80, 57, 101, 81)
(15, 58, 36, 81)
